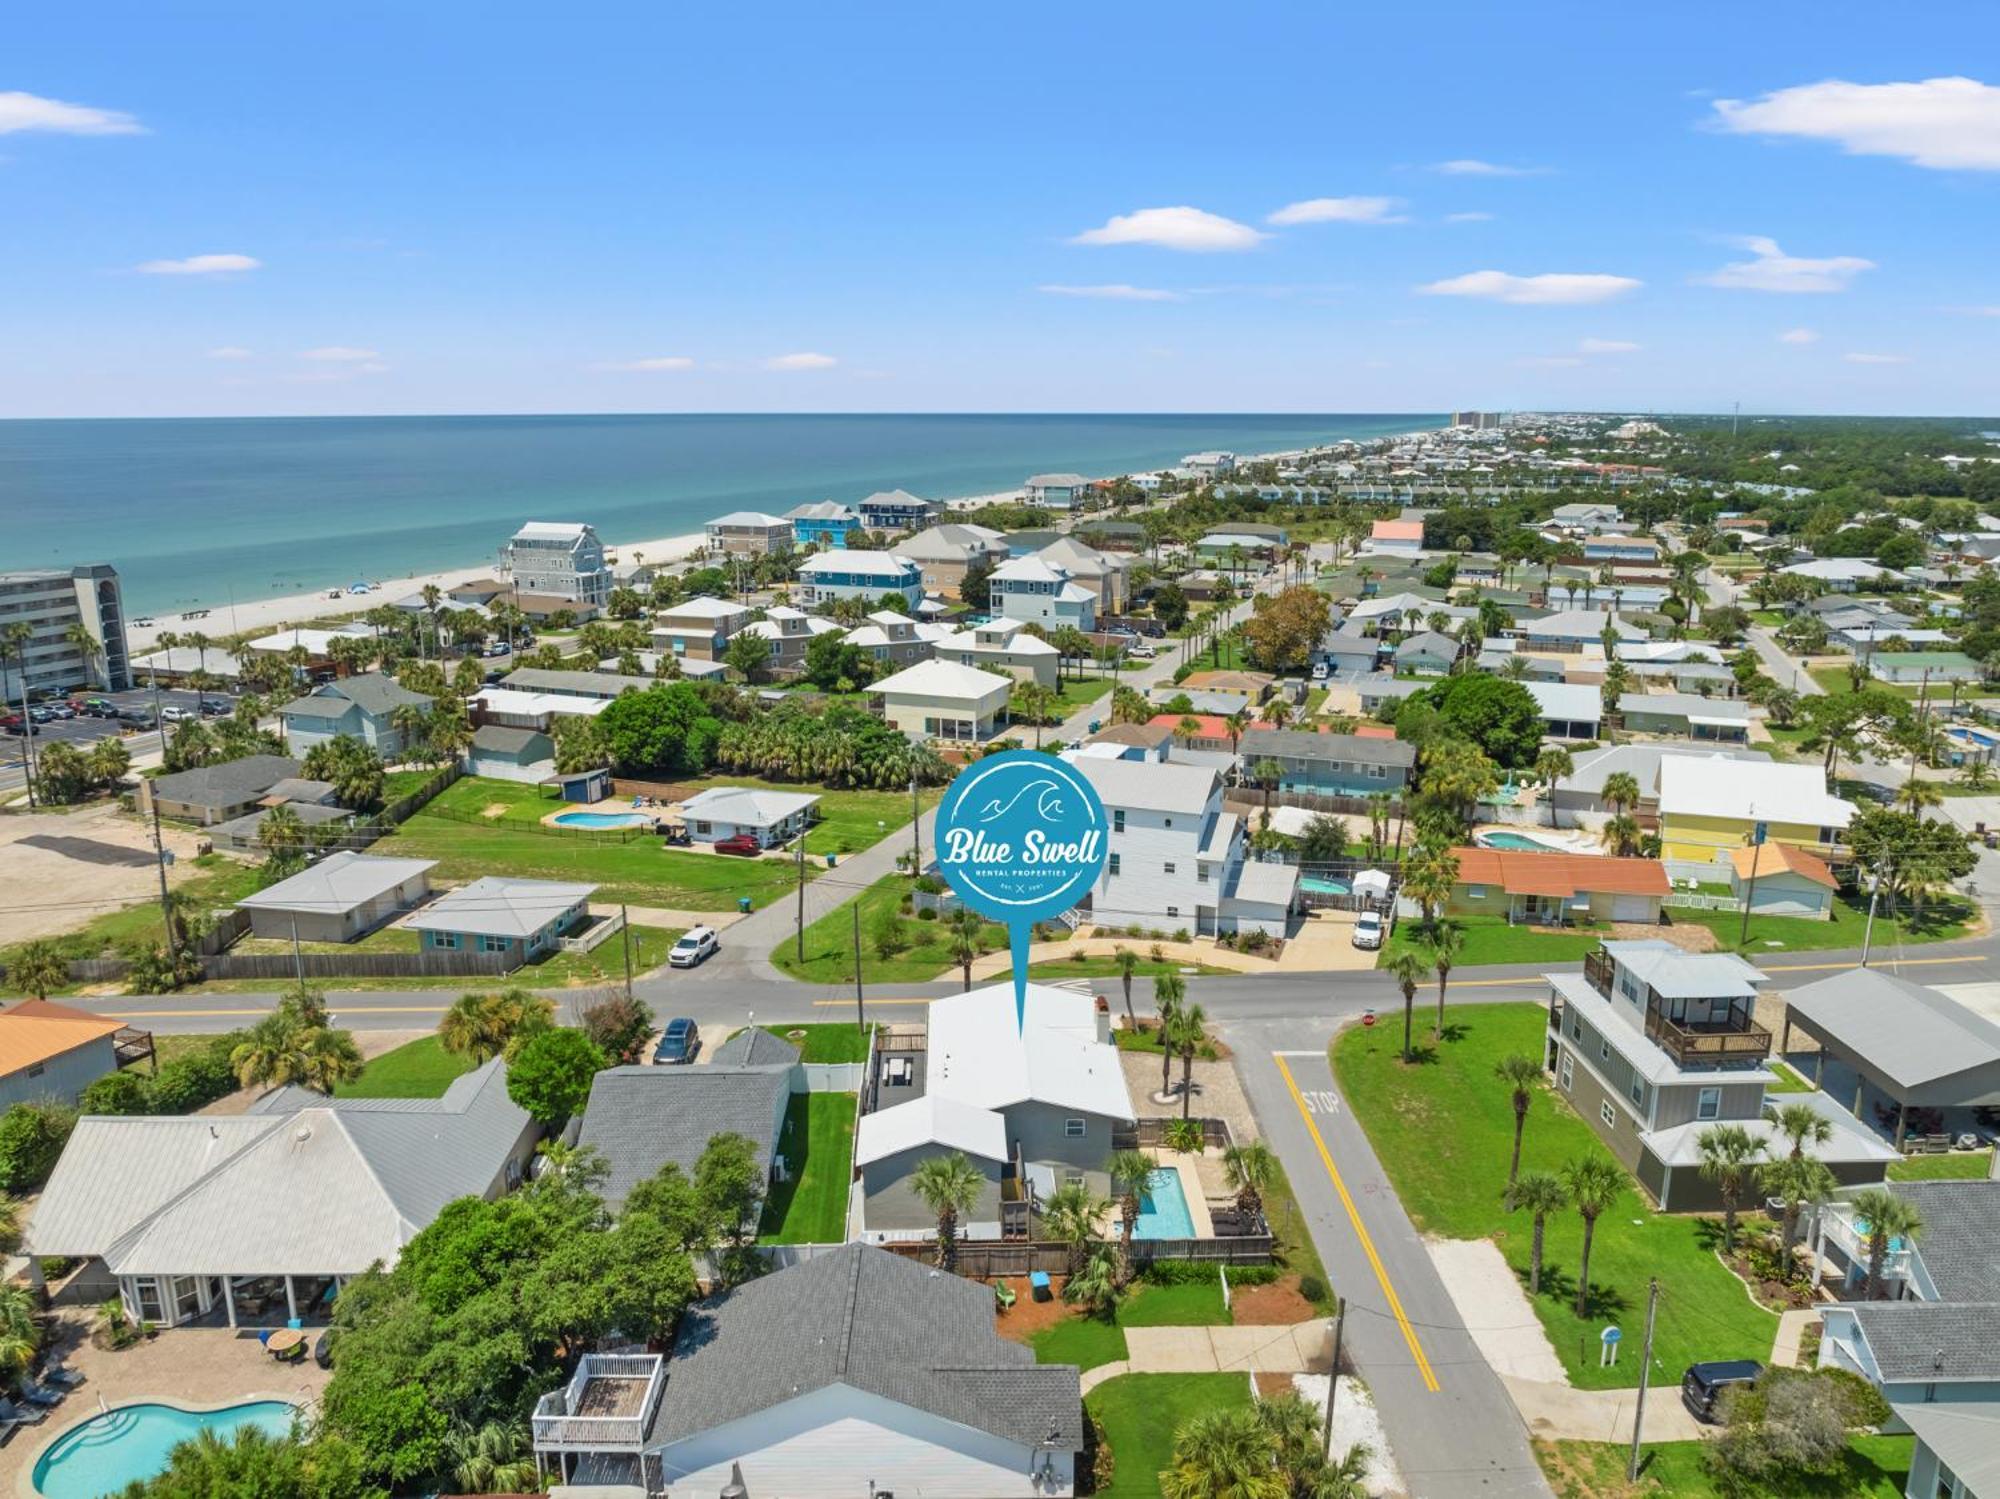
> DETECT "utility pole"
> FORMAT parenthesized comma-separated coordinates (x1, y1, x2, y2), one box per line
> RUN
(150, 796, 177, 965)
(1320, 1296, 1346, 1456)
(1738, 808, 1764, 947)
(851, 903, 865, 1033)
(620, 903, 634, 1002)
(289, 915, 305, 988)
(910, 775, 922, 875)
(796, 836, 807, 962)
(1626, 1277, 1661, 1481)
(1860, 861, 1888, 967)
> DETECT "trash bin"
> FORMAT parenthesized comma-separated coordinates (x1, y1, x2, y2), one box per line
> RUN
(737, 896, 753, 914)
(827, 853, 838, 868)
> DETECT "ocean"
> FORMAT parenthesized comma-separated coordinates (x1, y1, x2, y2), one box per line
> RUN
(0, 412, 1438, 617)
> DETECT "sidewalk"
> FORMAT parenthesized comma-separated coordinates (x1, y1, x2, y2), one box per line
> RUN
(1077, 1321, 1330, 1394)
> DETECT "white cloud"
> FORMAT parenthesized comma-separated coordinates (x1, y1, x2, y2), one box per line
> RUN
(1517, 355, 1586, 367)
(1416, 270, 1641, 305)
(1444, 211, 1495, 223)
(299, 346, 381, 362)
(597, 356, 696, 371)
(1266, 196, 1406, 226)
(1712, 77, 2000, 171)
(1844, 351, 1910, 364)
(0, 90, 143, 136)
(1696, 237, 1873, 293)
(1778, 327, 1820, 344)
(1071, 206, 1265, 252)
(1578, 338, 1641, 354)
(766, 352, 837, 371)
(136, 253, 260, 276)
(1430, 159, 1546, 177)
(206, 346, 253, 360)
(1038, 283, 1184, 302)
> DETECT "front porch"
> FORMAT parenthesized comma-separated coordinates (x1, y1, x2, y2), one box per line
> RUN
(106, 1270, 346, 1330)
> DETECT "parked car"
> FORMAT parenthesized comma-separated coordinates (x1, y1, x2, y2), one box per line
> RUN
(712, 833, 763, 856)
(160, 705, 193, 724)
(661, 824, 692, 846)
(1130, 643, 1157, 660)
(1351, 911, 1385, 950)
(0, 716, 36, 736)
(1681, 1361, 1761, 1424)
(118, 706, 157, 726)
(199, 697, 232, 716)
(44, 704, 75, 720)
(667, 927, 719, 969)
(653, 1017, 701, 1063)
(484, 642, 510, 658)
(80, 697, 116, 717)
(1311, 661, 1331, 680)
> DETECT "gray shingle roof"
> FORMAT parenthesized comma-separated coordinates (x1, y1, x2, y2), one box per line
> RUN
(280, 672, 431, 720)
(1848, 1301, 2000, 1382)
(649, 1243, 1082, 1453)
(471, 723, 550, 755)
(1893, 1181, 2000, 1302)
(148, 754, 301, 809)
(708, 1028, 804, 1069)
(575, 1064, 791, 1211)
(1238, 728, 1416, 770)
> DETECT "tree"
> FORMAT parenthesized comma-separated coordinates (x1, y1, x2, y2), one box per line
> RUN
(580, 993, 655, 1064)
(1383, 949, 1431, 1062)
(1399, 844, 1459, 928)
(438, 989, 553, 1063)
(596, 683, 726, 775)
(228, 989, 363, 1094)
(1424, 920, 1464, 1042)
(1114, 946, 1141, 1030)
(1107, 1149, 1155, 1275)
(1534, 747, 1574, 829)
(1758, 1154, 1837, 1274)
(1152, 580, 1190, 632)
(5, 940, 68, 1002)
(0, 1101, 74, 1192)
(910, 1150, 985, 1271)
(1511, 1171, 1568, 1296)
(1695, 1124, 1765, 1253)
(1242, 586, 1332, 672)
(723, 629, 772, 685)
(256, 802, 307, 859)
(1494, 1053, 1542, 1209)
(1160, 1405, 1288, 1499)
(1297, 814, 1348, 865)
(504, 1028, 605, 1129)
(1166, 1000, 1208, 1118)
(1400, 674, 1544, 767)
(1561, 1155, 1626, 1318)
(1600, 770, 1641, 816)
(1707, 1369, 1874, 1489)
(959, 555, 994, 611)
(1221, 1141, 1276, 1221)
(301, 734, 386, 812)
(1152, 973, 1186, 1100)
(1062, 1239, 1124, 1320)
(1848, 1188, 1923, 1300)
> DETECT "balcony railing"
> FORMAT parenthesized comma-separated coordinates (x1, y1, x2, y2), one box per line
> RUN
(1641, 1009, 1772, 1067)
(1582, 947, 1615, 999)
(531, 1354, 664, 1453)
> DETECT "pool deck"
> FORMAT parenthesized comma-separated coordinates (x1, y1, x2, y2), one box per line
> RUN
(539, 797, 659, 831)
(1470, 822, 1603, 854)
(6, 1306, 328, 1499)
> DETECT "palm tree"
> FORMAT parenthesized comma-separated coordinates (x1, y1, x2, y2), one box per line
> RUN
(1767, 1099, 1833, 1162)
(1153, 973, 1186, 1099)
(1107, 1149, 1155, 1275)
(0, 1282, 41, 1387)
(1899, 778, 1944, 816)
(5, 939, 69, 1002)
(910, 1151, 985, 1271)
(946, 907, 984, 992)
(1221, 1141, 1277, 1221)
(1758, 1154, 1836, 1273)
(1167, 1000, 1209, 1118)
(1848, 1188, 1923, 1300)
(1695, 1123, 1765, 1253)
(1511, 1171, 1568, 1296)
(1160, 1406, 1288, 1499)
(446, 1420, 540, 1495)
(1561, 1154, 1626, 1318)
(1383, 948, 1431, 1062)
(1535, 747, 1574, 829)
(62, 619, 104, 686)
(293, 1026, 364, 1093)
(256, 803, 307, 859)
(1494, 1053, 1542, 1209)
(1040, 1177, 1110, 1276)
(1062, 1239, 1124, 1319)
(1600, 770, 1642, 817)
(1, 622, 39, 808)
(1114, 946, 1141, 1030)
(1424, 920, 1464, 1042)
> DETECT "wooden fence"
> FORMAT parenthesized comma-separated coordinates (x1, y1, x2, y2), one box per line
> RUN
(381, 764, 462, 825)
(1114, 1116, 1235, 1152)
(1224, 788, 1404, 820)
(68, 947, 514, 984)
(881, 1234, 1274, 1278)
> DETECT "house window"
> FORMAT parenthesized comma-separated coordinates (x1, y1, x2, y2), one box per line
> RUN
(26, 1065, 42, 1079)
(1466, 884, 1487, 900)
(1600, 1101, 1617, 1128)
(1600, 1037, 1611, 1062)
(1629, 1074, 1645, 1107)
(1559, 1053, 1574, 1090)
(1163, 817, 1173, 828)
(1936, 1464, 1958, 1499)
(1064, 1118, 1086, 1138)
(1197, 863, 1209, 884)
(432, 931, 462, 950)
(1109, 853, 1121, 876)
(1164, 862, 1176, 876)
(1167, 906, 1180, 918)
(479, 934, 510, 954)
(1697, 1086, 1721, 1121)
(1114, 809, 1126, 833)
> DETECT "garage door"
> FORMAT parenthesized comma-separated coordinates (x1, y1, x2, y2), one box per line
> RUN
(1610, 894, 1653, 922)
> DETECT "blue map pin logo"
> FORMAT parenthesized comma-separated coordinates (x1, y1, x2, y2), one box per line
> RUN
(933, 749, 1108, 1026)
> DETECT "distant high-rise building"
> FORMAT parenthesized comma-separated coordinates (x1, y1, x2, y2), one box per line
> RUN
(500, 522, 612, 607)
(1451, 411, 1499, 430)
(0, 565, 131, 697)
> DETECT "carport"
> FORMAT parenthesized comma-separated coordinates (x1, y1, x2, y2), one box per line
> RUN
(1779, 969, 2000, 1148)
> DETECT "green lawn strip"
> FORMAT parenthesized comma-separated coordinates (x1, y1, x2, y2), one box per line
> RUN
(1046, 674, 1114, 715)
(150, 1032, 235, 1069)
(192, 924, 679, 993)
(727, 1023, 873, 1064)
(1807, 667, 1936, 700)
(1087, 1373, 1253, 1499)
(1764, 1060, 1813, 1094)
(1535, 1434, 1912, 1498)
(1667, 890, 1971, 954)
(1116, 1280, 1230, 1327)
(1888, 1149, 1995, 1181)
(663, 774, 941, 859)
(337, 1036, 475, 1098)
(1382, 913, 1609, 968)
(235, 925, 421, 956)
(1027, 956, 1233, 981)
(375, 777, 800, 911)
(757, 1093, 856, 1244)
(769, 875, 1008, 984)
(379, 768, 438, 804)
(1331, 1003, 1775, 1389)
(1262, 1155, 1334, 1312)
(1027, 1314, 1128, 1372)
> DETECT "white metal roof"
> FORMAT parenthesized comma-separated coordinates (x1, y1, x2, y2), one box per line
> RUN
(403, 875, 597, 938)
(513, 521, 594, 540)
(1526, 680, 1603, 723)
(678, 786, 819, 828)
(1062, 753, 1219, 814)
(468, 686, 610, 719)
(868, 659, 1013, 702)
(924, 984, 1133, 1121)
(237, 852, 436, 916)
(706, 511, 789, 528)
(854, 1094, 1008, 1167)
(991, 556, 1071, 585)
(658, 595, 750, 622)
(1655, 755, 1853, 828)
(797, 550, 918, 577)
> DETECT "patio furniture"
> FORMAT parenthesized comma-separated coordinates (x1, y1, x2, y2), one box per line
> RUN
(39, 1368, 84, 1391)
(0, 1399, 46, 1428)
(264, 1328, 308, 1360)
(1029, 1271, 1052, 1302)
(17, 1384, 62, 1409)
(993, 1280, 1016, 1313)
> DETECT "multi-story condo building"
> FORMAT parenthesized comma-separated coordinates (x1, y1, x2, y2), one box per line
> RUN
(787, 501, 861, 549)
(854, 488, 940, 533)
(500, 522, 612, 607)
(1546, 941, 1891, 1209)
(650, 596, 752, 662)
(794, 551, 923, 610)
(990, 557, 1097, 632)
(702, 511, 793, 557)
(0, 566, 132, 697)
(894, 524, 1010, 597)
(1023, 473, 1093, 512)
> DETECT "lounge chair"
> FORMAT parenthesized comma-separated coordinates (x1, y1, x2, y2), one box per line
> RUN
(0, 1398, 46, 1426)
(39, 1368, 83, 1391)
(994, 1280, 1016, 1313)
(17, 1384, 62, 1409)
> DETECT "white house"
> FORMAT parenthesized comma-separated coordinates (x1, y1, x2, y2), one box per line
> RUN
(794, 551, 924, 610)
(1525, 680, 1603, 740)
(989, 556, 1097, 632)
(702, 512, 793, 557)
(236, 852, 437, 944)
(1024, 473, 1094, 511)
(936, 617, 1061, 687)
(677, 786, 818, 848)
(1182, 450, 1236, 477)
(651, 596, 752, 662)
(1780, 558, 1900, 592)
(869, 659, 1013, 743)
(501, 522, 613, 607)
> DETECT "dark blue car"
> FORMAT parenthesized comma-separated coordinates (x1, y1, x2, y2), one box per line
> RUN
(654, 1018, 700, 1065)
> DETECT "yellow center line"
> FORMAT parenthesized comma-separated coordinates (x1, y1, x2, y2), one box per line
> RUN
(814, 996, 933, 1007)
(1762, 955, 1976, 973)
(1272, 1052, 1439, 1393)
(108, 1005, 451, 1019)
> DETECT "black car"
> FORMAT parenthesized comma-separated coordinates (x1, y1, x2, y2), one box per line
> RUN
(653, 1018, 701, 1065)
(199, 697, 232, 716)
(1682, 1360, 1761, 1424)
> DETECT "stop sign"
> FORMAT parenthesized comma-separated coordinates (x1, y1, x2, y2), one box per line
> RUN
(1362, 1009, 1377, 1028)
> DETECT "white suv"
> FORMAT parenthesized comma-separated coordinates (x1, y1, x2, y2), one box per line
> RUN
(668, 926, 720, 968)
(1351, 911, 1385, 950)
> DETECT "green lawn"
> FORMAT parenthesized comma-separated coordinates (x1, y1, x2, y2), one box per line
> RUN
(195, 923, 680, 992)
(337, 1036, 475, 1098)
(380, 767, 440, 806)
(1263, 1154, 1334, 1312)
(757, 1093, 856, 1244)
(1765, 1060, 1814, 1094)
(770, 876, 1008, 984)
(1086, 1374, 1253, 1499)
(731, 1023, 874, 1064)
(1536, 1434, 1913, 1498)
(663, 775, 941, 859)
(1808, 666, 1937, 701)
(1028, 954, 1233, 982)
(1332, 1004, 1776, 1389)
(236, 925, 421, 956)
(1668, 889, 1973, 954)
(374, 776, 803, 911)
(1028, 1313, 1129, 1372)
(1116, 1279, 1230, 1327)
(1889, 1149, 1995, 1181)
(1046, 674, 1114, 715)
(1382, 914, 1610, 968)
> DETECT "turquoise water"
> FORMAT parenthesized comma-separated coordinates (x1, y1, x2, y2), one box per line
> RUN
(33, 1401, 298, 1499)
(1134, 1168, 1196, 1239)
(552, 810, 650, 829)
(1476, 831, 1568, 852)
(0, 413, 1438, 615)
(1300, 877, 1350, 896)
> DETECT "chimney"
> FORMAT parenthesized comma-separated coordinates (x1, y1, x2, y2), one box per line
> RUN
(1095, 994, 1111, 1044)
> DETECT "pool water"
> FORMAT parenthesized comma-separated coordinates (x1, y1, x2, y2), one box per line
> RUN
(34, 1402, 298, 1499)
(552, 810, 650, 829)
(1300, 877, 1350, 896)
(1133, 1167, 1195, 1239)
(1475, 831, 1568, 852)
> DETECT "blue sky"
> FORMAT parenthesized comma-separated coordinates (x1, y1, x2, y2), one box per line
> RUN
(4, 1, 1998, 417)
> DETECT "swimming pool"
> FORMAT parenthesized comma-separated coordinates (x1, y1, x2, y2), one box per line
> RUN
(551, 810, 650, 830)
(34, 1401, 299, 1499)
(1300, 877, 1350, 896)
(1947, 725, 2000, 750)
(1133, 1167, 1195, 1239)
(1475, 830, 1569, 852)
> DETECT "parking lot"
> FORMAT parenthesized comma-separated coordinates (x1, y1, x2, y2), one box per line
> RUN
(1, 685, 239, 771)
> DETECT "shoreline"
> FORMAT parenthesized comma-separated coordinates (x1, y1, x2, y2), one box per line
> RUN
(124, 431, 1427, 652)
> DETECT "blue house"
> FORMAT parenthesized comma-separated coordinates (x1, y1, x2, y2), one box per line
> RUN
(795, 551, 924, 609)
(788, 502, 862, 549)
(1236, 728, 1417, 798)
(404, 875, 595, 963)
(855, 489, 939, 533)
(277, 672, 433, 759)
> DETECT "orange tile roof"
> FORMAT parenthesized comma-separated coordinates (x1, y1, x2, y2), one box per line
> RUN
(1731, 842, 1837, 889)
(1352, 724, 1398, 740)
(1372, 520, 1425, 541)
(1147, 713, 1275, 738)
(0, 1000, 123, 1077)
(1450, 847, 1669, 900)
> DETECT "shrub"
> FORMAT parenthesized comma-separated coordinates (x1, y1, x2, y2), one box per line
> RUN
(0, 1101, 76, 1192)
(1173, 928, 1191, 944)
(580, 993, 655, 1065)
(913, 874, 946, 895)
(79, 1069, 153, 1115)
(505, 1028, 606, 1129)
(1298, 1273, 1328, 1308)
(1150, 943, 1165, 963)
(916, 907, 937, 922)
(1141, 1260, 1278, 1286)
(147, 1034, 245, 1114)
